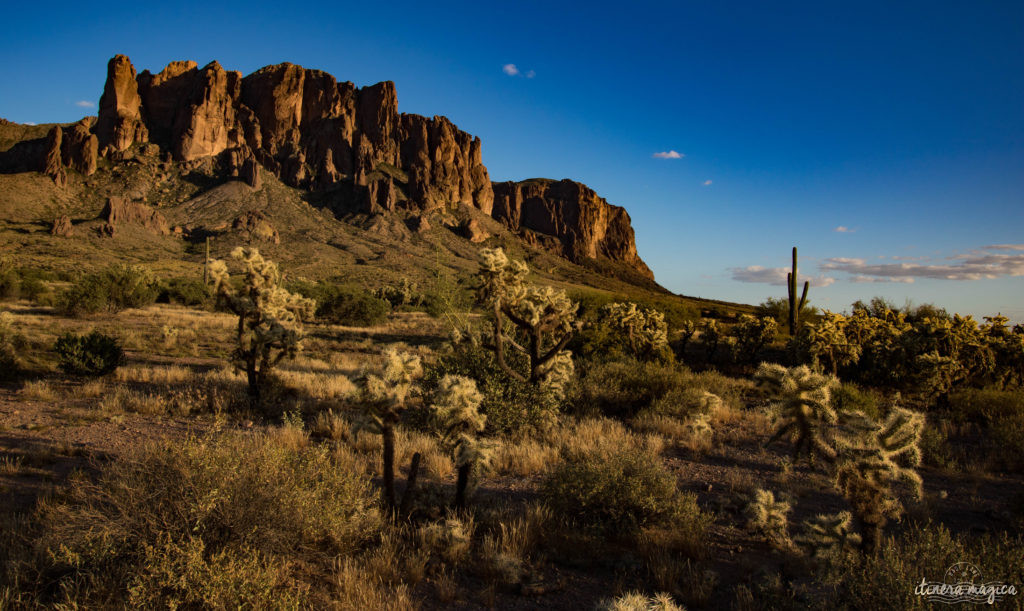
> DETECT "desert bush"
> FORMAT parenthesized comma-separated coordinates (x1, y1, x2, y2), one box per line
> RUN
(820, 523, 1023, 609)
(208, 248, 315, 404)
(8, 431, 381, 607)
(58, 264, 159, 316)
(756, 296, 818, 331)
(0, 312, 24, 380)
(158, 277, 212, 307)
(421, 339, 560, 436)
(947, 388, 1024, 426)
(730, 314, 778, 362)
(542, 443, 707, 536)
(989, 412, 1024, 473)
(314, 284, 390, 326)
(573, 358, 700, 420)
(54, 331, 124, 376)
(597, 591, 684, 611)
(374, 278, 424, 308)
(831, 382, 880, 420)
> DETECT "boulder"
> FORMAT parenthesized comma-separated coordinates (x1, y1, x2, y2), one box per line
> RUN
(460, 218, 489, 243)
(50, 215, 73, 237)
(99, 196, 169, 236)
(231, 210, 279, 244)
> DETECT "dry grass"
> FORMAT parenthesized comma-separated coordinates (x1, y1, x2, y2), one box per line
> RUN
(19, 380, 60, 402)
(547, 417, 666, 458)
(98, 386, 165, 415)
(115, 364, 196, 386)
(275, 370, 355, 400)
(491, 437, 559, 477)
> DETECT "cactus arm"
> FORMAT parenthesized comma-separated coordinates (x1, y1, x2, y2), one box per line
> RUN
(492, 301, 528, 383)
(800, 280, 809, 310)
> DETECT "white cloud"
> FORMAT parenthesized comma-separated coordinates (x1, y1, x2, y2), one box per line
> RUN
(652, 150, 683, 159)
(983, 244, 1024, 251)
(821, 246, 1024, 281)
(730, 266, 835, 287)
(849, 275, 915, 284)
(74, 100, 94, 108)
(24, 122, 36, 126)
(834, 225, 855, 233)
(702, 179, 712, 186)
(502, 63, 519, 76)
(525, 70, 535, 78)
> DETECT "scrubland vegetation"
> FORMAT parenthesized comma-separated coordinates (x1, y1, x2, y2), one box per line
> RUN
(0, 247, 1022, 609)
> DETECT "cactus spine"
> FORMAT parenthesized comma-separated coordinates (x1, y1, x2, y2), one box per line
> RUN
(788, 246, 809, 335)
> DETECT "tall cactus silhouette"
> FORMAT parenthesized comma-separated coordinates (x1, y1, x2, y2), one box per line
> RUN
(788, 246, 809, 335)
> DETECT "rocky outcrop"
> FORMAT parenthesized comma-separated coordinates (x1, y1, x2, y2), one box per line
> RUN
(50, 215, 73, 237)
(231, 210, 279, 244)
(43, 127, 66, 187)
(85, 55, 652, 279)
(460, 218, 489, 243)
(99, 196, 169, 236)
(95, 55, 148, 155)
(492, 179, 653, 280)
(61, 118, 98, 176)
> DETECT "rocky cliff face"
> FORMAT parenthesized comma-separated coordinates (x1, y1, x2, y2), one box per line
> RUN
(40, 55, 651, 280)
(492, 179, 653, 280)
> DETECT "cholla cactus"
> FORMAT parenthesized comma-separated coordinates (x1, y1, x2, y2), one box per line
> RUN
(374, 278, 422, 307)
(430, 374, 493, 507)
(477, 248, 578, 389)
(599, 302, 669, 359)
(794, 311, 862, 374)
(731, 315, 778, 363)
(208, 247, 315, 403)
(596, 591, 684, 611)
(676, 319, 698, 358)
(756, 363, 838, 463)
(831, 406, 924, 553)
(358, 348, 424, 509)
(794, 511, 862, 559)
(744, 489, 791, 547)
(700, 319, 721, 360)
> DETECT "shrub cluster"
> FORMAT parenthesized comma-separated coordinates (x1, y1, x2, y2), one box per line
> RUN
(157, 277, 212, 307)
(793, 308, 1024, 393)
(541, 443, 708, 536)
(293, 281, 389, 326)
(58, 265, 159, 317)
(10, 431, 381, 607)
(54, 331, 124, 376)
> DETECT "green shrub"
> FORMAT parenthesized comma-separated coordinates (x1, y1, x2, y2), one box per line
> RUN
(570, 358, 736, 420)
(990, 412, 1024, 473)
(821, 524, 1023, 609)
(10, 431, 381, 607)
(831, 382, 880, 420)
(54, 331, 124, 376)
(0, 312, 24, 381)
(948, 388, 1024, 426)
(58, 265, 159, 316)
(542, 444, 708, 536)
(420, 340, 559, 436)
(158, 277, 212, 307)
(0, 267, 20, 301)
(311, 284, 389, 326)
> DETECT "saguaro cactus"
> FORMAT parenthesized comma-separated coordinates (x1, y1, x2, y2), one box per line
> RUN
(788, 246, 809, 335)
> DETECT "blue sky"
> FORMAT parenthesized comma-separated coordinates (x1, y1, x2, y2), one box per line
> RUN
(2, 1, 1022, 319)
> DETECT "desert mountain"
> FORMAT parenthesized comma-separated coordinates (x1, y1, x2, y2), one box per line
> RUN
(0, 54, 662, 294)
